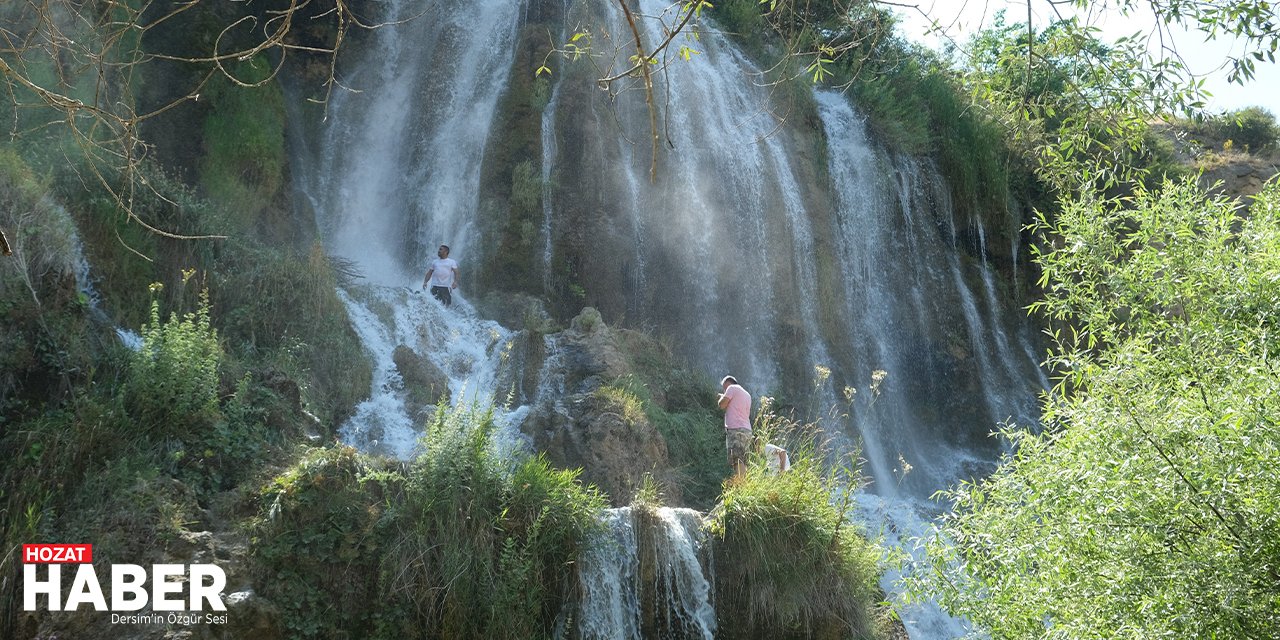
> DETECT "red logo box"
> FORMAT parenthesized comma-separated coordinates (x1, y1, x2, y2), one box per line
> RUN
(23, 544, 92, 564)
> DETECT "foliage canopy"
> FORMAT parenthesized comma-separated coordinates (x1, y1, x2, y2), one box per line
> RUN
(913, 181, 1280, 639)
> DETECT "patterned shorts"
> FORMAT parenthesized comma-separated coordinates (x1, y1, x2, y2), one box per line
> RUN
(725, 429, 752, 469)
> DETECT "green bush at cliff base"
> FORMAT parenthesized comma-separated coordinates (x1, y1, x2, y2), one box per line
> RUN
(708, 412, 886, 639)
(1188, 106, 1280, 153)
(649, 407, 727, 510)
(210, 241, 371, 425)
(253, 403, 607, 640)
(915, 180, 1280, 639)
(0, 286, 288, 634)
(378, 403, 606, 639)
(252, 446, 399, 638)
(125, 290, 222, 435)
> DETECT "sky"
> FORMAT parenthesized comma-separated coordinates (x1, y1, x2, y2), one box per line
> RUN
(891, 0, 1280, 116)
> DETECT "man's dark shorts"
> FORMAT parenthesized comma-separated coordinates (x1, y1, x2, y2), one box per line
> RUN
(430, 286, 452, 306)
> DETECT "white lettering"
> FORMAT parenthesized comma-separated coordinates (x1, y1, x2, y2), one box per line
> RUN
(111, 564, 148, 611)
(188, 564, 226, 611)
(23, 564, 61, 611)
(64, 564, 107, 611)
(24, 562, 229, 613)
(151, 564, 185, 611)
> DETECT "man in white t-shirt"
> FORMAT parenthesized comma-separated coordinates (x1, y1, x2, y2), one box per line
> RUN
(717, 375, 752, 480)
(422, 244, 459, 307)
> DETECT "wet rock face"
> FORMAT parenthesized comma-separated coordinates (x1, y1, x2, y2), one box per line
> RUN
(522, 308, 680, 506)
(392, 344, 450, 418)
(562, 307, 630, 390)
(551, 395, 672, 507)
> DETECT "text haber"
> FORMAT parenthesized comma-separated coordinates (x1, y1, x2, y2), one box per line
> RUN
(24, 563, 227, 612)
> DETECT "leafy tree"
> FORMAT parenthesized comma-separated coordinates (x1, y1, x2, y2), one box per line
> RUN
(0, 0, 370, 234)
(949, 1, 1278, 190)
(961, 14, 1193, 190)
(912, 180, 1280, 639)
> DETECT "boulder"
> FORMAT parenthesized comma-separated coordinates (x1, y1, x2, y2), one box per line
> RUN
(392, 344, 450, 417)
(560, 307, 630, 390)
(522, 308, 680, 505)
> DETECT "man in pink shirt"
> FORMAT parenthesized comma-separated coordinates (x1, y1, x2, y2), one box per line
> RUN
(717, 375, 752, 480)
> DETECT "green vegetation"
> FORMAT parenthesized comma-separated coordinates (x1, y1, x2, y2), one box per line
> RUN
(251, 446, 398, 637)
(615, 332, 729, 509)
(254, 404, 607, 639)
(709, 410, 886, 639)
(916, 180, 1280, 638)
(0, 37, 366, 631)
(0, 287, 302, 634)
(126, 288, 221, 434)
(197, 57, 288, 225)
(1186, 106, 1280, 153)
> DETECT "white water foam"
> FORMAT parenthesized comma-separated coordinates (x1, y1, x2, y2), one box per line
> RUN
(573, 506, 716, 640)
(336, 285, 531, 459)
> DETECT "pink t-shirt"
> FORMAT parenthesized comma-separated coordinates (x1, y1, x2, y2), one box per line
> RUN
(722, 384, 751, 431)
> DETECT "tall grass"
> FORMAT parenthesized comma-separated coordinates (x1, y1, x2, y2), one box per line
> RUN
(708, 410, 885, 639)
(254, 403, 608, 639)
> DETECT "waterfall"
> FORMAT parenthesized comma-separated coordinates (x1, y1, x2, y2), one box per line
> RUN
(301, 0, 527, 284)
(815, 91, 1042, 496)
(570, 507, 716, 640)
(289, 0, 1046, 636)
(289, 0, 534, 458)
(817, 91, 1047, 638)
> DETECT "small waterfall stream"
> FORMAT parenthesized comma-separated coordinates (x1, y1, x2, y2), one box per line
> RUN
(572, 507, 716, 640)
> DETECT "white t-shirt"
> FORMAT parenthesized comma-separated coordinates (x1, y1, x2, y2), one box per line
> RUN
(722, 384, 751, 431)
(765, 443, 790, 473)
(428, 257, 458, 287)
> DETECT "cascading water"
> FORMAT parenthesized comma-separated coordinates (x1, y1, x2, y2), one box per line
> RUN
(333, 287, 527, 458)
(290, 0, 1046, 636)
(570, 507, 716, 640)
(816, 92, 1043, 637)
(291, 0, 536, 458)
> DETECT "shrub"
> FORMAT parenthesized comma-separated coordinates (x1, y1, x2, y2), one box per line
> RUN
(254, 404, 607, 640)
(253, 446, 401, 638)
(1193, 106, 1280, 153)
(708, 411, 884, 639)
(379, 403, 605, 639)
(592, 381, 647, 425)
(211, 242, 372, 425)
(124, 287, 222, 436)
(919, 180, 1280, 639)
